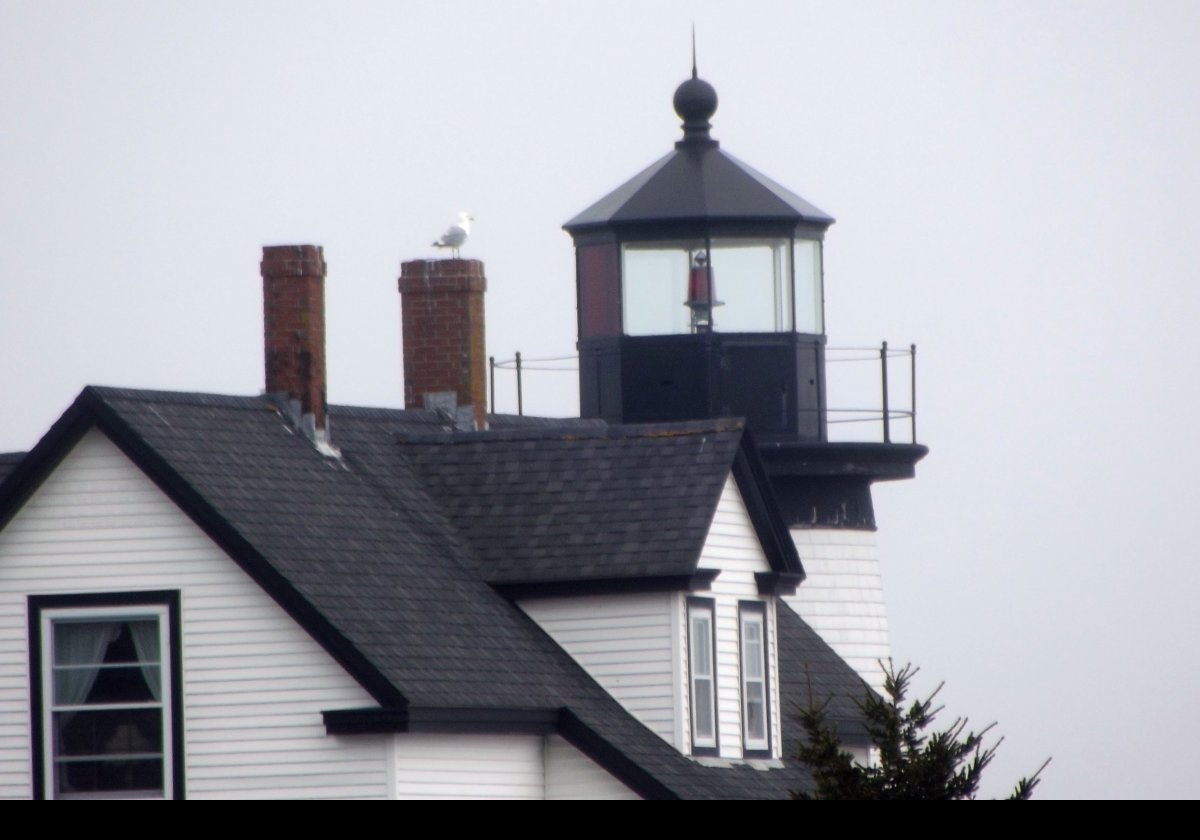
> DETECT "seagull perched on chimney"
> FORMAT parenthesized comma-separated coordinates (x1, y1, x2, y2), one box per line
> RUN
(432, 212, 473, 257)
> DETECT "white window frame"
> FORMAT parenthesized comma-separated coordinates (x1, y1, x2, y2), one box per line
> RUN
(29, 592, 181, 800)
(686, 597, 718, 755)
(739, 601, 771, 756)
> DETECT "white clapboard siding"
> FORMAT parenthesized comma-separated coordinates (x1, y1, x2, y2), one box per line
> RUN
(0, 429, 388, 800)
(544, 735, 640, 799)
(392, 734, 544, 799)
(519, 593, 677, 746)
(785, 528, 889, 694)
(696, 476, 781, 761)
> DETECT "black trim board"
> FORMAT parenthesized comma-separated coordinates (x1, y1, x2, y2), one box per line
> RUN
(755, 572, 802, 596)
(323, 706, 559, 736)
(731, 429, 805, 581)
(557, 709, 678, 800)
(758, 440, 929, 481)
(0, 396, 96, 536)
(2, 388, 406, 710)
(28, 590, 185, 800)
(495, 570, 720, 600)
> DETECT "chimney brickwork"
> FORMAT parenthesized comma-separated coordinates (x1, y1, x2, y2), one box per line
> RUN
(398, 258, 487, 430)
(261, 244, 327, 432)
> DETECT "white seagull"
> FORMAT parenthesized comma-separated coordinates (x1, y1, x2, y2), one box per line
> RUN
(432, 211, 473, 257)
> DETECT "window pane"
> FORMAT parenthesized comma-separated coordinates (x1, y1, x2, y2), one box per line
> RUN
(55, 665, 160, 705)
(622, 242, 698, 335)
(746, 684, 766, 741)
(55, 708, 164, 757)
(690, 614, 712, 675)
(708, 240, 792, 333)
(795, 239, 823, 334)
(743, 619, 763, 680)
(694, 678, 714, 739)
(54, 621, 121, 665)
(57, 758, 163, 797)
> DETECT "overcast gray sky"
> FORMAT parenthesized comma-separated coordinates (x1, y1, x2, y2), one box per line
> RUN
(3, 1, 1198, 798)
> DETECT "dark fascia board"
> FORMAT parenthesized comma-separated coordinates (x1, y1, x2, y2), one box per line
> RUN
(0, 395, 95, 536)
(732, 429, 806, 579)
(755, 572, 803, 596)
(494, 569, 720, 600)
(758, 441, 929, 482)
(0, 387, 407, 709)
(323, 706, 559, 736)
(557, 708, 679, 801)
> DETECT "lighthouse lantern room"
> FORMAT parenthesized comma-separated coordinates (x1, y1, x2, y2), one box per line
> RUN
(565, 70, 836, 444)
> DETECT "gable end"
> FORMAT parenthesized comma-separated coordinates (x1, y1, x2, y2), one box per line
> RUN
(0, 388, 405, 710)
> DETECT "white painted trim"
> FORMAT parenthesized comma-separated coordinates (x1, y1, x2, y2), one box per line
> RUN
(39, 602, 173, 800)
(670, 593, 686, 752)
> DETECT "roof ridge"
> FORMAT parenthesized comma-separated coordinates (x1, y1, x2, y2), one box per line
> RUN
(84, 385, 271, 409)
(395, 417, 745, 445)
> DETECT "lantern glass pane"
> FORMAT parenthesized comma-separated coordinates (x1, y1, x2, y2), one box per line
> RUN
(621, 241, 702, 336)
(794, 238, 824, 334)
(708, 238, 792, 333)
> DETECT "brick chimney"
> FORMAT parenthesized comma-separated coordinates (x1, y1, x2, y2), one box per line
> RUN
(398, 258, 487, 430)
(261, 244, 328, 439)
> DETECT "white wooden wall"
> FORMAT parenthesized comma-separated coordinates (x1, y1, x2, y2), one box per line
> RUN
(518, 593, 677, 747)
(392, 734, 543, 799)
(785, 528, 890, 695)
(390, 733, 639, 799)
(0, 429, 388, 799)
(695, 476, 781, 762)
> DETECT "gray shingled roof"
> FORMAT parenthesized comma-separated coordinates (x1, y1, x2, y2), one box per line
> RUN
(397, 421, 742, 585)
(0, 386, 879, 798)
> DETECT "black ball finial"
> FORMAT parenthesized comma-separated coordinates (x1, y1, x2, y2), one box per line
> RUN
(673, 73, 718, 147)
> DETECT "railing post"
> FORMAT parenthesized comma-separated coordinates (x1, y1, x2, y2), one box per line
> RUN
(489, 355, 495, 415)
(515, 351, 524, 417)
(880, 341, 891, 444)
(910, 343, 917, 444)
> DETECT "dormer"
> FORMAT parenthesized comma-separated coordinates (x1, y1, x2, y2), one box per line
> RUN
(396, 420, 804, 762)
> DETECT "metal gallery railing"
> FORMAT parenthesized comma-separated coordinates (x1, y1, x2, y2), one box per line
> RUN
(489, 341, 917, 445)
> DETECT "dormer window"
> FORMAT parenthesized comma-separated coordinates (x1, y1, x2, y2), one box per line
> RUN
(687, 597, 718, 755)
(739, 602, 771, 756)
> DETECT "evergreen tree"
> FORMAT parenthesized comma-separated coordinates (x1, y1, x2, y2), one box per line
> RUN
(795, 661, 1048, 800)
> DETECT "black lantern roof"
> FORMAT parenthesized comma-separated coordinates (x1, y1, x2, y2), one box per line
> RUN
(564, 71, 834, 236)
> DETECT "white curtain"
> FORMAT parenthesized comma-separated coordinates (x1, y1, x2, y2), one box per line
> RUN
(53, 621, 120, 708)
(128, 619, 162, 702)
